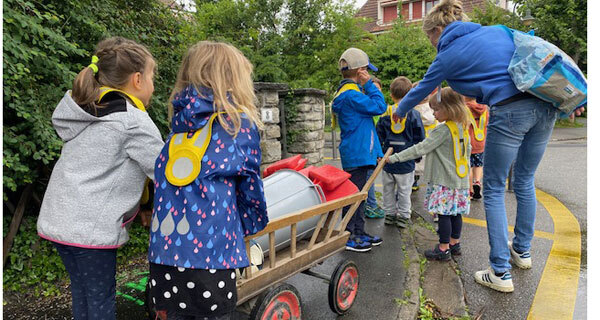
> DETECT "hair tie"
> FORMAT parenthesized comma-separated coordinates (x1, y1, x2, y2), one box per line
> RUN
(88, 55, 99, 74)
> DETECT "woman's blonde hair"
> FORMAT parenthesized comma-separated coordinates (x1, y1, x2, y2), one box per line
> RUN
(422, 0, 470, 33)
(429, 87, 470, 128)
(169, 41, 263, 136)
(72, 37, 155, 111)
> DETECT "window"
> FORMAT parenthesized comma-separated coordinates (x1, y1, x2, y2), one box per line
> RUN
(383, 5, 398, 23)
(413, 1, 423, 20)
(426, 0, 439, 13)
(401, 3, 409, 19)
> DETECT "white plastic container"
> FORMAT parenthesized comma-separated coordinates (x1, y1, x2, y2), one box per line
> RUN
(256, 169, 325, 256)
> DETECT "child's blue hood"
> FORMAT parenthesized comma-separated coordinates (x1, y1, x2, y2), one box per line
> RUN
(171, 85, 218, 133)
(437, 21, 482, 52)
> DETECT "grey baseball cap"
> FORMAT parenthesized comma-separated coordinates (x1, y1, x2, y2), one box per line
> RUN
(339, 48, 378, 72)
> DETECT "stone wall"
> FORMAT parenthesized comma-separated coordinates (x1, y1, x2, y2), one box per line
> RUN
(254, 82, 288, 174)
(254, 83, 327, 173)
(285, 88, 327, 166)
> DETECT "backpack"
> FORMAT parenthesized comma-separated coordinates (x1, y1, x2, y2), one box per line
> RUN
(498, 25, 587, 116)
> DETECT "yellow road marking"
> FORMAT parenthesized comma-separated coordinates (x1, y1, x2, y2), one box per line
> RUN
(371, 179, 580, 318)
(324, 157, 333, 160)
(461, 217, 555, 240)
(527, 190, 581, 320)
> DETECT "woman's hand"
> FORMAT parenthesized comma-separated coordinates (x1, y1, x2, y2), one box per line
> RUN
(569, 107, 585, 120)
(392, 113, 405, 123)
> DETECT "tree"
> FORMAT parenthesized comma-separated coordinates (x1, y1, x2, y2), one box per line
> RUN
(470, 0, 527, 31)
(514, 0, 586, 72)
(364, 22, 437, 104)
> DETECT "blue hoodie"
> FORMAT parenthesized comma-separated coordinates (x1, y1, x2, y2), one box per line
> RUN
(149, 85, 268, 270)
(332, 79, 387, 169)
(395, 21, 521, 117)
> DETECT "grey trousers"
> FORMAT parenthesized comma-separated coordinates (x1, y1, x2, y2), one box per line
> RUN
(382, 171, 414, 219)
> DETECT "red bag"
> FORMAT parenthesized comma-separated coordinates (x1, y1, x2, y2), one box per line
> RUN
(263, 154, 302, 178)
(309, 165, 351, 191)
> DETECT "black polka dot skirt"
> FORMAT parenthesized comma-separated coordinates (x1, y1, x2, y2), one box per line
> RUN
(149, 263, 238, 317)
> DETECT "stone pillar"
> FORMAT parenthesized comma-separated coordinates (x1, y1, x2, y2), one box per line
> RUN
(285, 88, 327, 166)
(254, 82, 289, 174)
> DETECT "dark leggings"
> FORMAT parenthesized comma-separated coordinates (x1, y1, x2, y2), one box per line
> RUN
(437, 215, 463, 244)
(53, 242, 117, 320)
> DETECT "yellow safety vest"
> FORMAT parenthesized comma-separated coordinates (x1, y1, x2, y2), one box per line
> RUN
(387, 104, 407, 134)
(424, 122, 438, 138)
(165, 113, 220, 186)
(98, 86, 146, 112)
(468, 109, 487, 141)
(445, 121, 470, 178)
(331, 83, 361, 130)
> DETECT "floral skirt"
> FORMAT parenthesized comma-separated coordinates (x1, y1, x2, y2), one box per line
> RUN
(424, 183, 470, 216)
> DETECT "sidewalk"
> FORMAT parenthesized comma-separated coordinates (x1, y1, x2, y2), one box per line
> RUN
(323, 119, 586, 319)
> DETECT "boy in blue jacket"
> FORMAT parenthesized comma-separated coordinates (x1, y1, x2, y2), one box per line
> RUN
(332, 48, 387, 252)
(376, 77, 425, 229)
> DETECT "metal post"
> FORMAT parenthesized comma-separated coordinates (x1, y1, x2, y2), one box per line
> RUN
(279, 92, 288, 159)
(330, 105, 337, 160)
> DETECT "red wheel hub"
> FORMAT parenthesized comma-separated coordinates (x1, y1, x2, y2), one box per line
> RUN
(261, 291, 301, 320)
(336, 266, 358, 310)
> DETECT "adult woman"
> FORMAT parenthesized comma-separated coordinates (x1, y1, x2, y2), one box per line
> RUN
(392, 0, 584, 292)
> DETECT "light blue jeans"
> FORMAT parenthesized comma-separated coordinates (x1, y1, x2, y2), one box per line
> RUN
(483, 98, 557, 273)
(366, 168, 377, 208)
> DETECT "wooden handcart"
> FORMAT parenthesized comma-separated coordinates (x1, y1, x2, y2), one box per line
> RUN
(147, 148, 392, 319)
(237, 148, 393, 319)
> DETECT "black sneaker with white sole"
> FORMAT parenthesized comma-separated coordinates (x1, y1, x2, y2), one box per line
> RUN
(424, 245, 451, 261)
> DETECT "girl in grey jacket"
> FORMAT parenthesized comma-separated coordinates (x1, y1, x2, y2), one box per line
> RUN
(36, 37, 164, 320)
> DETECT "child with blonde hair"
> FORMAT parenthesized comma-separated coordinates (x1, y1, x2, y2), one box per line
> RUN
(37, 37, 163, 319)
(387, 87, 471, 261)
(148, 41, 268, 319)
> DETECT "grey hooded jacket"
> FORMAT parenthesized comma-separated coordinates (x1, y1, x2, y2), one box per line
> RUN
(37, 91, 164, 248)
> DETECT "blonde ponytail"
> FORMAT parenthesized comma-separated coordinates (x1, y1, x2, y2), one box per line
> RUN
(422, 0, 470, 33)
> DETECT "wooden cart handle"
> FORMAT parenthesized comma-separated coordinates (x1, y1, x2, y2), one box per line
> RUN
(361, 147, 394, 193)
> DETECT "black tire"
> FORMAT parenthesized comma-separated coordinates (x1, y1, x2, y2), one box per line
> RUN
(328, 259, 359, 315)
(249, 283, 302, 320)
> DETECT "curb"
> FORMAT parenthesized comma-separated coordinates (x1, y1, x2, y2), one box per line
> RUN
(396, 227, 422, 320)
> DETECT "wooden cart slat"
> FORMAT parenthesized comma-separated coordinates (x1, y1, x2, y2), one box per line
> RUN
(236, 148, 393, 306)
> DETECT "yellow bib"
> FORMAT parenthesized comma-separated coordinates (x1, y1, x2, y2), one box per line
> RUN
(468, 109, 487, 141)
(165, 113, 220, 186)
(424, 122, 438, 138)
(445, 121, 470, 178)
(331, 83, 361, 130)
(98, 86, 146, 112)
(388, 104, 406, 134)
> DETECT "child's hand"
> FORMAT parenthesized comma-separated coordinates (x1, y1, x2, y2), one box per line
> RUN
(139, 209, 152, 227)
(357, 69, 371, 85)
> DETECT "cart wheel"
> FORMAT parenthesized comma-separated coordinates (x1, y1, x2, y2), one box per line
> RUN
(249, 283, 302, 320)
(328, 259, 359, 315)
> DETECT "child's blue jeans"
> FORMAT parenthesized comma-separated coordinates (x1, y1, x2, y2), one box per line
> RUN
(53, 242, 117, 320)
(483, 98, 557, 273)
(366, 168, 377, 208)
